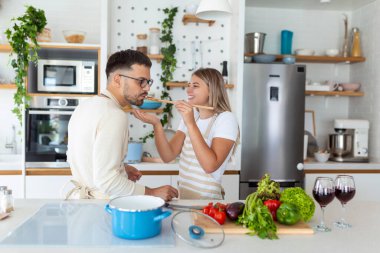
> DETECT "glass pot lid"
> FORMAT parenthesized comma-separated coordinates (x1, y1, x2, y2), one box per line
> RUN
(171, 210, 225, 248)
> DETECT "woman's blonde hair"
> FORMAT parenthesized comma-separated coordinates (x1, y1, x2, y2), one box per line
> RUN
(192, 68, 231, 114)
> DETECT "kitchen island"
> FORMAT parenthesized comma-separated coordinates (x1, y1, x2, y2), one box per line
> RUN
(0, 199, 379, 253)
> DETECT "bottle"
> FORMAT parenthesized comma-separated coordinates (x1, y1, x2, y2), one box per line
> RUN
(2, 189, 14, 213)
(351, 27, 362, 57)
(280, 30, 293, 55)
(222, 61, 228, 84)
(149, 28, 161, 55)
(136, 34, 148, 55)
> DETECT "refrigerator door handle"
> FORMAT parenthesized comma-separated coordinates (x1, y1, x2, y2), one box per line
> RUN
(296, 163, 304, 171)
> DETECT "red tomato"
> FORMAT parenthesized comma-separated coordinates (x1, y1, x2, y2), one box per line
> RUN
(208, 206, 218, 218)
(214, 210, 226, 225)
(203, 205, 211, 215)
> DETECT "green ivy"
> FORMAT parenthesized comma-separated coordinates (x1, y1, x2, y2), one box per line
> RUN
(141, 7, 178, 143)
(5, 6, 47, 125)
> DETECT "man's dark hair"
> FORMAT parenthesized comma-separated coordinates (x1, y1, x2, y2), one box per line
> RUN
(105, 49, 152, 78)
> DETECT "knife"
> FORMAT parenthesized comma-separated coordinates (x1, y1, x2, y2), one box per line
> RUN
(164, 203, 204, 210)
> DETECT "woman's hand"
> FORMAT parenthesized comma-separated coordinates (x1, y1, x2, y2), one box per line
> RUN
(175, 100, 196, 126)
(133, 109, 161, 126)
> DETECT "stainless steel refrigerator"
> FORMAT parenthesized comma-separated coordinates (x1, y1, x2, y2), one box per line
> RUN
(239, 63, 306, 199)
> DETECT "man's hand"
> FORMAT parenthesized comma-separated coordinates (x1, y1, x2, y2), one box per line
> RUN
(145, 185, 178, 202)
(124, 164, 142, 182)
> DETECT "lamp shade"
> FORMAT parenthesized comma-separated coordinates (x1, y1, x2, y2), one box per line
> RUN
(195, 0, 232, 20)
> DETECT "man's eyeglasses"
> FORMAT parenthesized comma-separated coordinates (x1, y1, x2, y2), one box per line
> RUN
(119, 74, 153, 88)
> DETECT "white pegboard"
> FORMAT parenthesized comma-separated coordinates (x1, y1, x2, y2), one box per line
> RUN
(110, 0, 231, 155)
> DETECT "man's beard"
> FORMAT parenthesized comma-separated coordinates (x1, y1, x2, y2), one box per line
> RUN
(123, 86, 147, 106)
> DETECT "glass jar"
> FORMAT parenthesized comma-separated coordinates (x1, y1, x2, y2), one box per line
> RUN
(136, 34, 148, 55)
(149, 28, 161, 55)
(2, 189, 14, 213)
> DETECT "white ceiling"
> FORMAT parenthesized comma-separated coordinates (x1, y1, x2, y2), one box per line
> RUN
(246, 0, 377, 11)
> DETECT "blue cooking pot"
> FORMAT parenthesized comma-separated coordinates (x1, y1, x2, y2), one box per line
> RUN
(105, 195, 172, 240)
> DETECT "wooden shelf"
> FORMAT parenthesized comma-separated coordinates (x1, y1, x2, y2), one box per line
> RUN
(244, 53, 366, 64)
(166, 82, 234, 89)
(305, 91, 364, 97)
(147, 54, 164, 62)
(0, 84, 16, 89)
(1, 43, 100, 52)
(182, 14, 215, 26)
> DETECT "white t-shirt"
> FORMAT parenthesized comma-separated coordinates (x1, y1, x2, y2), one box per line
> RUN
(177, 111, 239, 181)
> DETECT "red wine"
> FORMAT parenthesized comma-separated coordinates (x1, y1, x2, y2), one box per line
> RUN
(313, 189, 335, 207)
(335, 187, 356, 204)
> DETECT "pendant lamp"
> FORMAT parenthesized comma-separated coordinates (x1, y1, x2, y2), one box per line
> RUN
(195, 0, 232, 20)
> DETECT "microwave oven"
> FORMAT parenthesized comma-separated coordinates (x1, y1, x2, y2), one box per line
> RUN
(37, 59, 96, 94)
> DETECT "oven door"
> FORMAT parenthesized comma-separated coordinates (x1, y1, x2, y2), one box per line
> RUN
(26, 109, 73, 162)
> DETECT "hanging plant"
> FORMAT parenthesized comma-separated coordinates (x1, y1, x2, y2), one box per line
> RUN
(5, 5, 47, 124)
(141, 7, 178, 143)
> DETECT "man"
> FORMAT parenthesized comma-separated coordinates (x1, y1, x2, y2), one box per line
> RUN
(66, 50, 178, 201)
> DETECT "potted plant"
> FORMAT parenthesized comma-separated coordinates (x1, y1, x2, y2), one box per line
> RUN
(5, 5, 47, 124)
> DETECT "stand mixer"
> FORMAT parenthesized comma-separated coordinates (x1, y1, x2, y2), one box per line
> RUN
(328, 119, 369, 162)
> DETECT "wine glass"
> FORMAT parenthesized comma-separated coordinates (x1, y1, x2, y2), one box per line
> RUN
(334, 175, 356, 228)
(312, 177, 335, 232)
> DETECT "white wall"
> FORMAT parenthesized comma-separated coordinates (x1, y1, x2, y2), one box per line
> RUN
(109, 0, 233, 156)
(245, 7, 354, 149)
(350, 1, 380, 161)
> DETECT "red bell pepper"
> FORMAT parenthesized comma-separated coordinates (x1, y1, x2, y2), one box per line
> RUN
(263, 199, 281, 221)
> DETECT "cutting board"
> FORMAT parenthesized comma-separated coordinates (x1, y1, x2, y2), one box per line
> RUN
(194, 214, 314, 235)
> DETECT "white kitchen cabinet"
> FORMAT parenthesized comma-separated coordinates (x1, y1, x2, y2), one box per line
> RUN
(305, 173, 380, 202)
(26, 176, 73, 199)
(171, 174, 240, 201)
(0, 175, 23, 198)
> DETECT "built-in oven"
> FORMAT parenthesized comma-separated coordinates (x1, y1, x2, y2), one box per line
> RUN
(25, 96, 87, 164)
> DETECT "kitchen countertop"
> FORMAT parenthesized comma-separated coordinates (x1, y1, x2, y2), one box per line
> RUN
(0, 199, 379, 253)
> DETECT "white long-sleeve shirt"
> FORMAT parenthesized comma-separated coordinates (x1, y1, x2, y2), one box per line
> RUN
(66, 90, 145, 199)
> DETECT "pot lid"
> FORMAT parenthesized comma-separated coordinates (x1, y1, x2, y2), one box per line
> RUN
(171, 211, 225, 248)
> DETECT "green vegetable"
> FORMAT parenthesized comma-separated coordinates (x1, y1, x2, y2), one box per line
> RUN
(279, 187, 315, 222)
(276, 203, 301, 225)
(257, 174, 281, 201)
(237, 192, 278, 240)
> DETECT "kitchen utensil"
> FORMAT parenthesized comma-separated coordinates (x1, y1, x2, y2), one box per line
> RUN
(281, 30, 293, 54)
(340, 83, 361, 91)
(245, 32, 266, 54)
(329, 133, 353, 157)
(325, 49, 339, 57)
(314, 152, 330, 163)
(124, 141, 143, 164)
(252, 54, 276, 63)
(351, 27, 362, 57)
(146, 96, 214, 110)
(62, 30, 86, 43)
(282, 55, 296, 64)
(105, 195, 172, 240)
(342, 14, 349, 57)
(165, 203, 204, 210)
(171, 211, 225, 248)
(295, 49, 315, 56)
(191, 213, 314, 234)
(138, 100, 162, 109)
